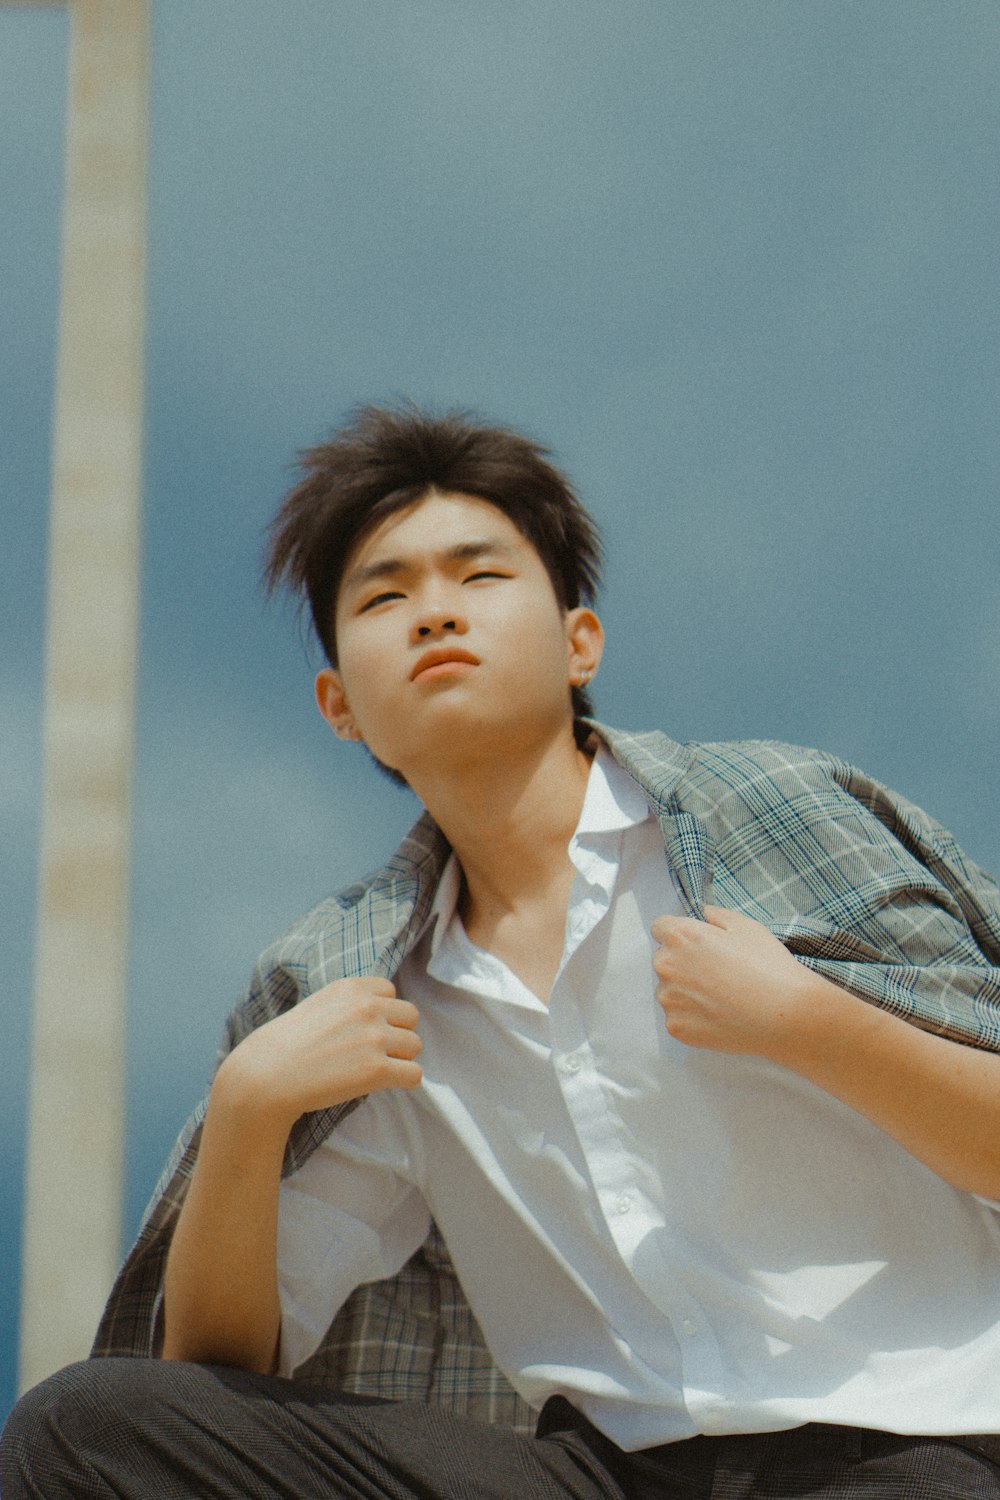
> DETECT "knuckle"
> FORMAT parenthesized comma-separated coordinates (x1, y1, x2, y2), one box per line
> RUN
(358, 995, 384, 1024)
(371, 1058, 423, 1092)
(362, 1020, 388, 1052)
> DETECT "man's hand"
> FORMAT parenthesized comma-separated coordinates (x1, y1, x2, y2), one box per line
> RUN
(651, 902, 1000, 1197)
(162, 976, 422, 1370)
(220, 976, 423, 1130)
(651, 904, 813, 1064)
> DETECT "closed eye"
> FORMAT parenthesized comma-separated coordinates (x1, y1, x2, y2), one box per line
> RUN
(358, 590, 405, 612)
(463, 570, 509, 583)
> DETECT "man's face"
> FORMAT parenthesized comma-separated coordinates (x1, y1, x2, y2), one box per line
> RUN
(318, 491, 601, 780)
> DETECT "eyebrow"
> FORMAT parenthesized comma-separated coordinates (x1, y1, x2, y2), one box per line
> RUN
(342, 538, 520, 593)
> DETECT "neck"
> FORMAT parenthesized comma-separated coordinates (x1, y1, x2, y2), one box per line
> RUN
(407, 722, 594, 924)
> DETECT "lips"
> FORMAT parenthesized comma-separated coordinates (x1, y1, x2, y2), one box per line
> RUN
(410, 646, 480, 681)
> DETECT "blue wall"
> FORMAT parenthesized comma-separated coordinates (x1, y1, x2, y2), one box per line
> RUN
(3, 0, 999, 1419)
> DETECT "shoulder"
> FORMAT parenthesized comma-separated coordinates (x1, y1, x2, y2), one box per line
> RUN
(672, 734, 960, 867)
(591, 718, 840, 798)
(682, 735, 840, 791)
(668, 733, 999, 943)
(223, 811, 449, 1054)
(666, 737, 892, 860)
(601, 717, 988, 876)
(677, 735, 987, 873)
(596, 718, 845, 816)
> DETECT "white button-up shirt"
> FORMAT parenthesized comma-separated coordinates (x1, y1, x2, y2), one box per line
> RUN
(278, 746, 1000, 1449)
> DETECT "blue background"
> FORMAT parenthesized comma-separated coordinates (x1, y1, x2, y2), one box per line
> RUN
(3, 0, 999, 1419)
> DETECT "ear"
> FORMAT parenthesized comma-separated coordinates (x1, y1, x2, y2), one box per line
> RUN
(564, 608, 604, 689)
(315, 668, 364, 743)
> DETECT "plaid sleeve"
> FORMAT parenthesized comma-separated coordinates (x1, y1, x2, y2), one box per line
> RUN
(90, 1099, 205, 1358)
(293, 1225, 535, 1431)
(91, 936, 362, 1360)
(688, 741, 1000, 1052)
(91, 872, 522, 1423)
(89, 945, 305, 1360)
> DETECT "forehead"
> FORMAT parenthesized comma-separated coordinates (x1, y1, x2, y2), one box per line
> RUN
(342, 490, 533, 577)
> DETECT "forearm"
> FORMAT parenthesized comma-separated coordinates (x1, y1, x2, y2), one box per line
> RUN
(775, 970, 1000, 1198)
(653, 904, 1000, 1199)
(160, 975, 422, 1370)
(161, 1058, 290, 1372)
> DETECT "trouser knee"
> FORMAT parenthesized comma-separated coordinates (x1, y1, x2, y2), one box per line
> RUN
(4, 1356, 198, 1500)
(2, 1360, 114, 1498)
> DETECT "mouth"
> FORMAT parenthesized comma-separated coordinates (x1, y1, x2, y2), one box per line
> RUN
(410, 647, 480, 681)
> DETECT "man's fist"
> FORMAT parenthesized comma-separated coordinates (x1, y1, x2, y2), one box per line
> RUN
(651, 904, 813, 1062)
(220, 976, 423, 1128)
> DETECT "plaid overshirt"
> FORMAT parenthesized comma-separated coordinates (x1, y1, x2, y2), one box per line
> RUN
(93, 722, 1000, 1432)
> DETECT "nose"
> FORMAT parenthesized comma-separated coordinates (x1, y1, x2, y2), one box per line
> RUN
(413, 607, 465, 640)
(409, 576, 469, 642)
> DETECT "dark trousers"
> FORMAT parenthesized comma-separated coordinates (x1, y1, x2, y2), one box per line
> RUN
(3, 1358, 999, 1500)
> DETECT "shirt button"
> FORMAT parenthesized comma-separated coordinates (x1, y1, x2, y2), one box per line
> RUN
(614, 1193, 632, 1215)
(682, 1318, 699, 1337)
(564, 1054, 582, 1074)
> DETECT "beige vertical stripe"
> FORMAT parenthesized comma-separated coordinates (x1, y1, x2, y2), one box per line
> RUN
(17, 0, 148, 1392)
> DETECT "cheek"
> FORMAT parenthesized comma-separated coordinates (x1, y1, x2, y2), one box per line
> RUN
(342, 665, 389, 723)
(335, 618, 395, 688)
(501, 591, 571, 656)
(333, 657, 392, 740)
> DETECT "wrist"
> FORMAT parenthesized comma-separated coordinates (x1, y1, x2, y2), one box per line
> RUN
(212, 1048, 299, 1143)
(767, 969, 880, 1082)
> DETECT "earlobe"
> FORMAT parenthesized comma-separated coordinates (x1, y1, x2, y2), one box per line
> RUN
(566, 608, 604, 689)
(315, 668, 364, 743)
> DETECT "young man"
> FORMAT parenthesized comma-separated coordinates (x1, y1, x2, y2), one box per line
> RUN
(5, 406, 1000, 1499)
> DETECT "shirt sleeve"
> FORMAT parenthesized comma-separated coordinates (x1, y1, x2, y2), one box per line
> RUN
(276, 1094, 432, 1375)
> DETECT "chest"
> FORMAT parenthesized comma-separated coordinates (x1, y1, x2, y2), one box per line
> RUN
(407, 819, 685, 1108)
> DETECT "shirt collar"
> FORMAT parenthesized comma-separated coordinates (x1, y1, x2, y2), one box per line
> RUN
(424, 852, 463, 958)
(570, 739, 653, 845)
(419, 743, 652, 958)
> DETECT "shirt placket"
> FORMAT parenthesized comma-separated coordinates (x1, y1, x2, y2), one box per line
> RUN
(551, 847, 731, 1434)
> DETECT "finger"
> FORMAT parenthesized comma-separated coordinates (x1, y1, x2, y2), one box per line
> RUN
(386, 1025, 423, 1060)
(651, 947, 673, 979)
(650, 914, 692, 943)
(388, 998, 421, 1030)
(385, 1059, 423, 1091)
(365, 975, 397, 998)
